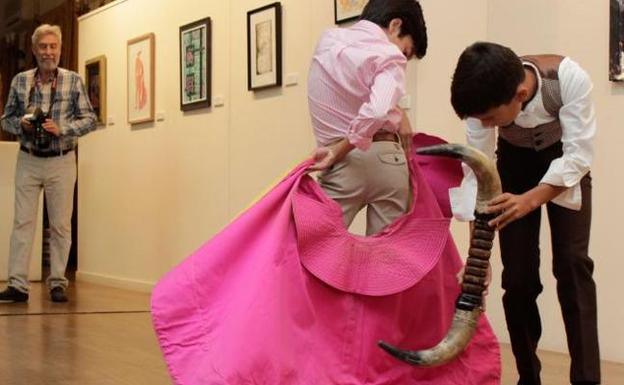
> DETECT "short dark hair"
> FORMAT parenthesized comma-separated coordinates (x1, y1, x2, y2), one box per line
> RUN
(360, 0, 428, 59)
(450, 42, 525, 118)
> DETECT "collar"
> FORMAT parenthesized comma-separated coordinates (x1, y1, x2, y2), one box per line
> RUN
(34, 67, 59, 86)
(521, 61, 542, 110)
(350, 20, 389, 41)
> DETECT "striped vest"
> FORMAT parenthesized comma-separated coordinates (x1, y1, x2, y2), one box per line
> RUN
(499, 55, 564, 151)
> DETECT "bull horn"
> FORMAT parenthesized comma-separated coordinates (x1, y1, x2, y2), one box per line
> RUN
(378, 143, 502, 367)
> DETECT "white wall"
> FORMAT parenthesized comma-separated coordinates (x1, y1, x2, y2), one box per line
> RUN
(77, 0, 232, 290)
(76, 0, 623, 363)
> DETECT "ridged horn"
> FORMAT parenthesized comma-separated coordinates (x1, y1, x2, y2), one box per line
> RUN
(378, 143, 502, 367)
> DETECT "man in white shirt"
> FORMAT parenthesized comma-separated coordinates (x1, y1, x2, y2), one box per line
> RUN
(449, 42, 599, 385)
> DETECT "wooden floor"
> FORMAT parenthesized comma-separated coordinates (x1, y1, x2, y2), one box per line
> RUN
(0, 281, 622, 385)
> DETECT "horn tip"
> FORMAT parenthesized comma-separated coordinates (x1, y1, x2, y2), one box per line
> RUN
(378, 340, 424, 366)
(415, 144, 463, 159)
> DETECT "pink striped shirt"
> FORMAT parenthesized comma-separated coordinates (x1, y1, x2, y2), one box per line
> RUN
(307, 20, 407, 150)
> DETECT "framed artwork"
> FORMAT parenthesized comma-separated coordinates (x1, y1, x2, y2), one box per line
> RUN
(127, 33, 155, 124)
(85, 55, 106, 125)
(610, 0, 624, 81)
(180, 17, 211, 111)
(247, 2, 282, 90)
(334, 0, 367, 24)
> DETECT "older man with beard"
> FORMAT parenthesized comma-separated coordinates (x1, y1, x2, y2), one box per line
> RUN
(0, 24, 96, 303)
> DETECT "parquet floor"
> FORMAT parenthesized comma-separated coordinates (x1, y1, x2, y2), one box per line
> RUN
(0, 281, 621, 385)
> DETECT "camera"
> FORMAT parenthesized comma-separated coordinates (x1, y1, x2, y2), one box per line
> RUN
(24, 107, 52, 149)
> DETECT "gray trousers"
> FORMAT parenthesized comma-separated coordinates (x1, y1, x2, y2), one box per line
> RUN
(318, 141, 410, 235)
(8, 150, 76, 293)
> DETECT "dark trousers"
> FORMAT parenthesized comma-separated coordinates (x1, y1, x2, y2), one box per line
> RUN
(496, 139, 600, 385)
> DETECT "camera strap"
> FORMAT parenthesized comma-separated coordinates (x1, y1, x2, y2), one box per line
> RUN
(28, 68, 58, 117)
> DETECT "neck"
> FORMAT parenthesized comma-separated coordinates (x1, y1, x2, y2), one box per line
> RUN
(518, 66, 538, 110)
(522, 67, 538, 105)
(38, 68, 55, 82)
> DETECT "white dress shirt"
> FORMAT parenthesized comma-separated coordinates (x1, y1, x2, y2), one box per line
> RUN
(450, 57, 596, 221)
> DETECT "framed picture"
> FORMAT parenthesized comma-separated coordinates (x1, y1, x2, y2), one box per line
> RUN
(127, 33, 155, 124)
(180, 17, 211, 111)
(85, 55, 106, 125)
(247, 2, 282, 90)
(334, 0, 367, 24)
(610, 0, 624, 81)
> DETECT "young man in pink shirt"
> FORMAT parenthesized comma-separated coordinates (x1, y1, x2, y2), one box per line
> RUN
(308, 0, 427, 235)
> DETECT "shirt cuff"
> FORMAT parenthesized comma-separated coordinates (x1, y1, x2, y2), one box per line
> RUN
(347, 131, 373, 151)
(450, 164, 478, 221)
(550, 185, 582, 211)
(449, 186, 476, 222)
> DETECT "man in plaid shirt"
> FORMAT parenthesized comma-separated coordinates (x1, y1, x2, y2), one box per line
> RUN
(0, 24, 97, 303)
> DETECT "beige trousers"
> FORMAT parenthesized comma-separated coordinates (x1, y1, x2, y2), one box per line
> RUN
(8, 150, 76, 293)
(318, 141, 410, 235)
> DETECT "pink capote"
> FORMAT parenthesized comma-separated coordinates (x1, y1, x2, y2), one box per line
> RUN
(151, 134, 501, 385)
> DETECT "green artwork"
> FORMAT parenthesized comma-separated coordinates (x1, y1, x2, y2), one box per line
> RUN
(182, 27, 205, 103)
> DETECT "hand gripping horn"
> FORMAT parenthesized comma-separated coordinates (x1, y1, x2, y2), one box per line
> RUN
(378, 143, 502, 367)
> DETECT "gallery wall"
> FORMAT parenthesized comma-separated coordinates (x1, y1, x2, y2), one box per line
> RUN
(76, 0, 623, 362)
(77, 0, 231, 289)
(75, 0, 488, 293)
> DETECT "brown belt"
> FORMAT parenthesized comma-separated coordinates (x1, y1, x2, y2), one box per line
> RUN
(372, 131, 399, 143)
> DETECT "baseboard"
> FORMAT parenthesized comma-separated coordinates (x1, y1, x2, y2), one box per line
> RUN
(75, 270, 155, 293)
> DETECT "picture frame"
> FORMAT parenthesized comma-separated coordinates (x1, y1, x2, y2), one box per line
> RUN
(85, 55, 106, 125)
(334, 0, 367, 25)
(247, 2, 282, 91)
(127, 33, 155, 124)
(610, 0, 624, 81)
(180, 17, 211, 111)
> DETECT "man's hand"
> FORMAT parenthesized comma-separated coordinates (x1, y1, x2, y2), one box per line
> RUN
(20, 117, 34, 132)
(485, 184, 567, 230)
(42, 119, 61, 136)
(308, 138, 354, 171)
(486, 192, 536, 230)
(308, 146, 338, 171)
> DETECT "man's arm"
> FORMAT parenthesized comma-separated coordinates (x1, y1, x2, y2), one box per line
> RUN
(1, 76, 26, 136)
(60, 74, 97, 137)
(346, 59, 406, 150)
(308, 138, 355, 171)
(540, 58, 595, 192)
(398, 109, 412, 154)
(485, 184, 568, 229)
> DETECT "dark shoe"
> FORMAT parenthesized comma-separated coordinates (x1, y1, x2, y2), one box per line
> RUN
(50, 286, 68, 303)
(0, 286, 29, 303)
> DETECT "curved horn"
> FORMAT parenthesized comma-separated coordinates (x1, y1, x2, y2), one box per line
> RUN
(378, 143, 502, 367)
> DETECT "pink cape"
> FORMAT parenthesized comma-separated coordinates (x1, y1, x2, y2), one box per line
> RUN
(151, 134, 501, 384)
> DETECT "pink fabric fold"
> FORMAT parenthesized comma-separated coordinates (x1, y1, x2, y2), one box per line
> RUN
(151, 134, 501, 385)
(293, 170, 450, 296)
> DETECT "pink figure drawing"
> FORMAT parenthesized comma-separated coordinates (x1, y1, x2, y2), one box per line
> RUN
(134, 50, 147, 110)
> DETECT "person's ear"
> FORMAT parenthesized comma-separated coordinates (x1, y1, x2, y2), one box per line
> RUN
(388, 18, 403, 37)
(515, 86, 530, 103)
